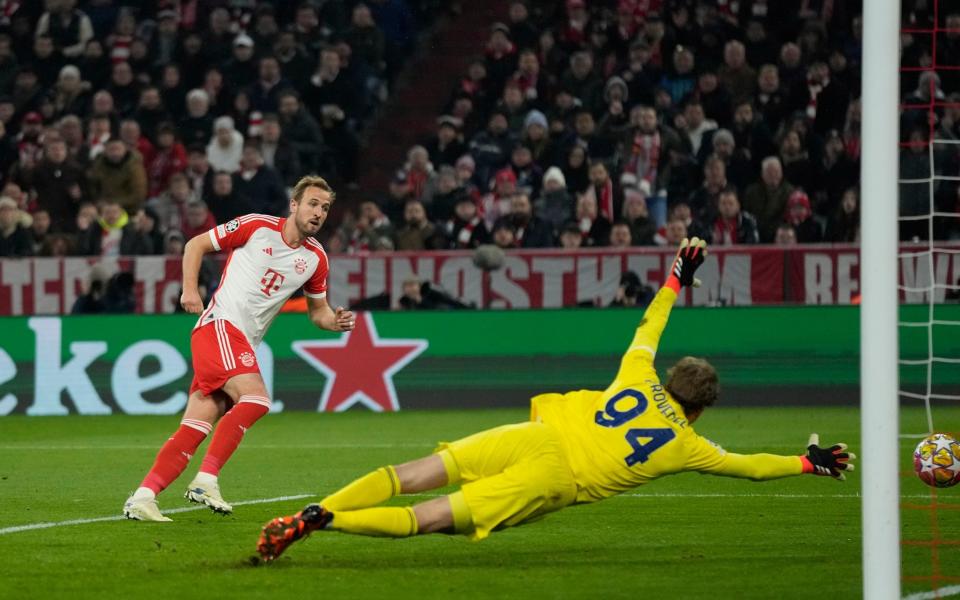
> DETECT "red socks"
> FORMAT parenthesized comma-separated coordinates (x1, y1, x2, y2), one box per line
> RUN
(199, 395, 270, 477)
(140, 419, 213, 494)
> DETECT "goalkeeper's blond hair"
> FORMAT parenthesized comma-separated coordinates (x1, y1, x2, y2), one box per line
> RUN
(665, 356, 719, 417)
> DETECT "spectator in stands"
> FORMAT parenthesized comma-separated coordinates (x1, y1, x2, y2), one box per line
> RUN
(609, 221, 632, 248)
(558, 221, 583, 249)
(71, 264, 108, 314)
(562, 143, 590, 195)
(470, 109, 514, 191)
(277, 90, 325, 174)
(89, 137, 147, 214)
(147, 171, 191, 234)
(204, 171, 251, 225)
(133, 87, 171, 143)
(76, 198, 152, 256)
(621, 105, 682, 227)
(28, 209, 51, 255)
(755, 64, 786, 132)
(394, 199, 441, 251)
(485, 22, 518, 94)
(661, 46, 696, 105)
(0, 121, 17, 178)
(507, 143, 542, 198)
(744, 156, 794, 242)
(446, 195, 489, 250)
(57, 114, 84, 162)
(496, 192, 552, 248)
(425, 166, 467, 222)
(785, 190, 823, 243)
(206, 116, 244, 174)
(146, 123, 187, 198)
(36, 0, 94, 59)
(304, 45, 361, 184)
(273, 30, 313, 89)
(234, 145, 287, 217)
(179, 89, 214, 148)
(709, 128, 753, 193)
(826, 187, 860, 243)
(491, 221, 517, 249)
(698, 188, 760, 246)
(688, 155, 729, 221)
(664, 216, 688, 246)
(536, 166, 573, 234)
(0, 196, 31, 257)
(694, 70, 732, 129)
(181, 199, 216, 241)
(815, 129, 859, 217)
(574, 193, 610, 248)
(677, 99, 717, 161)
(481, 167, 518, 230)
(346, 4, 386, 77)
(259, 114, 300, 187)
(719, 40, 756, 104)
(582, 161, 621, 222)
(247, 55, 289, 114)
(107, 61, 139, 117)
(50, 64, 88, 119)
(561, 50, 601, 112)
(497, 80, 529, 132)
(119, 119, 154, 166)
(779, 129, 817, 193)
(774, 224, 798, 245)
(224, 35, 259, 92)
(609, 271, 653, 308)
(425, 115, 466, 168)
(620, 176, 655, 246)
(348, 200, 394, 252)
(23, 137, 85, 232)
(403, 144, 435, 202)
(134, 207, 164, 256)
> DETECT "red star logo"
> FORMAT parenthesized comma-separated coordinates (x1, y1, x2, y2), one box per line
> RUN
(292, 313, 428, 412)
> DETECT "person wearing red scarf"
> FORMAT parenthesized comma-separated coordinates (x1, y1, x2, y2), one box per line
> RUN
(705, 189, 759, 246)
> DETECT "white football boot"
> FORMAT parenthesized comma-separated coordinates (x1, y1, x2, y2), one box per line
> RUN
(123, 496, 173, 522)
(184, 478, 234, 515)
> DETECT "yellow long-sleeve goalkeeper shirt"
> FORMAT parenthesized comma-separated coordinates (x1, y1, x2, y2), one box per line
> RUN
(531, 286, 803, 503)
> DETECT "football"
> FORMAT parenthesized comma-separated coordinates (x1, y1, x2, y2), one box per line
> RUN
(913, 433, 960, 488)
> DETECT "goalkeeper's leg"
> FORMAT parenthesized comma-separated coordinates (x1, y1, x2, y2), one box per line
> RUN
(321, 452, 459, 511)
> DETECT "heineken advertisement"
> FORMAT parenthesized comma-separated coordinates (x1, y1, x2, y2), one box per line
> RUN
(0, 304, 957, 416)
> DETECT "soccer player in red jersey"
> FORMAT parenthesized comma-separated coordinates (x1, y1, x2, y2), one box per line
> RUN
(124, 175, 355, 521)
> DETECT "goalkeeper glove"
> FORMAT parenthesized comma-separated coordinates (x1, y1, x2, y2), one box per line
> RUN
(800, 433, 856, 480)
(665, 237, 708, 292)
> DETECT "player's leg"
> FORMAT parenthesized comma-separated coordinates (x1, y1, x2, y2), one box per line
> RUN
(320, 453, 451, 512)
(186, 372, 271, 514)
(123, 390, 228, 521)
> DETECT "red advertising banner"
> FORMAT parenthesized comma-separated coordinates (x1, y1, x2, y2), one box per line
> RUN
(1, 244, 958, 315)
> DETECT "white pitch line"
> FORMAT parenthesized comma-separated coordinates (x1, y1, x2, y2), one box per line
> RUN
(903, 585, 960, 600)
(0, 493, 313, 536)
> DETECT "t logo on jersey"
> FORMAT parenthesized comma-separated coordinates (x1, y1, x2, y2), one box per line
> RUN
(260, 268, 286, 296)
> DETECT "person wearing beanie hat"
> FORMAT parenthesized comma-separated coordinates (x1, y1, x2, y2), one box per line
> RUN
(785, 189, 822, 243)
(536, 166, 574, 233)
(206, 115, 244, 173)
(522, 109, 551, 164)
(426, 115, 466, 168)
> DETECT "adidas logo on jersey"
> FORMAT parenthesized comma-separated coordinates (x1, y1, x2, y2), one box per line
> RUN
(262, 247, 273, 256)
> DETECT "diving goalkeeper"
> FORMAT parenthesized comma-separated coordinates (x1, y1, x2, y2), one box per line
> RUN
(257, 237, 855, 561)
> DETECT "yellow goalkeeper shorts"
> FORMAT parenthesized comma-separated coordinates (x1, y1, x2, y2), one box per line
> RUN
(437, 421, 578, 540)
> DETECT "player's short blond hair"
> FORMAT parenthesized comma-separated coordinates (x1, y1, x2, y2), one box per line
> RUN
(665, 356, 719, 417)
(292, 175, 336, 203)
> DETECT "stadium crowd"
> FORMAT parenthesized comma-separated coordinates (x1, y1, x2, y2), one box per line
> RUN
(0, 0, 424, 261)
(326, 0, 952, 253)
(1, 1, 959, 264)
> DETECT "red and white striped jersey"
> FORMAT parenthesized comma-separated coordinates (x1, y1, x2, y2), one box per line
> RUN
(197, 214, 329, 347)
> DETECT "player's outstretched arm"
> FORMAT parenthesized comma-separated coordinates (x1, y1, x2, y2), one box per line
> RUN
(307, 295, 356, 332)
(180, 233, 217, 314)
(689, 433, 855, 482)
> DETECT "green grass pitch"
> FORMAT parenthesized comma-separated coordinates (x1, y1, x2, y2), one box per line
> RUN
(0, 406, 957, 600)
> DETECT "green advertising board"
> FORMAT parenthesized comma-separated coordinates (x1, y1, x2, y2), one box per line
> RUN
(0, 304, 957, 415)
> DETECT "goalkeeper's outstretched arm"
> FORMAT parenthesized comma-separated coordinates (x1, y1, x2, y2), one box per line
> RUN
(689, 433, 856, 482)
(614, 238, 708, 380)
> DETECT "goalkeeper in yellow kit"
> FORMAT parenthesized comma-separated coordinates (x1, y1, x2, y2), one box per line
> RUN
(257, 238, 855, 561)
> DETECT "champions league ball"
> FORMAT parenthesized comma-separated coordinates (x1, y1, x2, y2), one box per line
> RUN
(913, 433, 960, 488)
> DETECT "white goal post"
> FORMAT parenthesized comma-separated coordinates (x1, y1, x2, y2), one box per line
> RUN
(860, 0, 901, 598)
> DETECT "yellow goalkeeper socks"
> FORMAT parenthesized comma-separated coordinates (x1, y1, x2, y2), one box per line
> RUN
(321, 466, 400, 512)
(330, 506, 418, 537)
